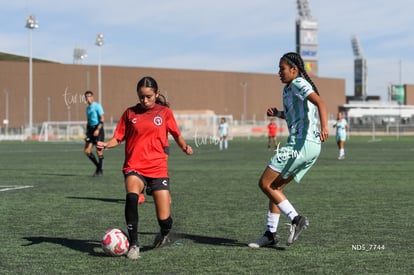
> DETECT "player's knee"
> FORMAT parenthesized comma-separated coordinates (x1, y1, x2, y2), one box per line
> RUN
(258, 178, 267, 191)
(84, 146, 91, 154)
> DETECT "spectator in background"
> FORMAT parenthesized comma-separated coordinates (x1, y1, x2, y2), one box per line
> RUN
(267, 118, 278, 150)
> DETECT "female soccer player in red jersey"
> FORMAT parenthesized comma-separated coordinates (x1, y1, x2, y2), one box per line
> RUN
(97, 76, 193, 259)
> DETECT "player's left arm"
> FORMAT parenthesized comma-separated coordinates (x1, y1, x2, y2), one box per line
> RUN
(99, 113, 104, 124)
(308, 92, 329, 142)
(173, 135, 193, 155)
(167, 109, 193, 155)
(97, 114, 105, 129)
(94, 113, 105, 136)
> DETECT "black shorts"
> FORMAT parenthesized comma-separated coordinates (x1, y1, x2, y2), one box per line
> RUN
(85, 125, 105, 144)
(124, 170, 170, 195)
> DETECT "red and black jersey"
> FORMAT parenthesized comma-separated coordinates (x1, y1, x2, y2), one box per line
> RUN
(267, 123, 277, 137)
(114, 103, 181, 178)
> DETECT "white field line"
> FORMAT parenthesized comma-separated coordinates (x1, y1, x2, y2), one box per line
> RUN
(0, 185, 34, 192)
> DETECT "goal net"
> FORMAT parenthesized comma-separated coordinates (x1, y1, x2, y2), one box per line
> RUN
(173, 110, 233, 141)
(38, 121, 87, 141)
(38, 111, 234, 142)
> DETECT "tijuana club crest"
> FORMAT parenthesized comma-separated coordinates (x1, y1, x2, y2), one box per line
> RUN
(153, 115, 163, 126)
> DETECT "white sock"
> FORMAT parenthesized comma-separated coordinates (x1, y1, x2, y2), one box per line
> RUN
(219, 140, 223, 150)
(278, 200, 298, 222)
(224, 140, 228, 149)
(265, 211, 280, 233)
(339, 148, 345, 156)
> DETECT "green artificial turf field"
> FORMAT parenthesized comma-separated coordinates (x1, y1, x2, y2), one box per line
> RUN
(0, 136, 412, 274)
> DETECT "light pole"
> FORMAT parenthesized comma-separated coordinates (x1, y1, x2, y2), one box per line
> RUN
(95, 33, 104, 105)
(25, 15, 38, 138)
(3, 89, 9, 135)
(240, 82, 248, 123)
(47, 96, 51, 121)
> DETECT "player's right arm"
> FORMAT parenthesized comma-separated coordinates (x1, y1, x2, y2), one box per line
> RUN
(97, 137, 121, 150)
(267, 107, 285, 119)
(97, 108, 127, 150)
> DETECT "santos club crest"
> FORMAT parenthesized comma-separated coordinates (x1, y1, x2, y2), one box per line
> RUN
(153, 115, 163, 126)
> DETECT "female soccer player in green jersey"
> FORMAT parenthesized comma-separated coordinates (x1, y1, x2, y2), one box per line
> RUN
(249, 52, 329, 248)
(333, 112, 348, 159)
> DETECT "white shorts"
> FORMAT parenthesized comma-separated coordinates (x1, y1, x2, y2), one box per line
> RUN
(268, 138, 321, 183)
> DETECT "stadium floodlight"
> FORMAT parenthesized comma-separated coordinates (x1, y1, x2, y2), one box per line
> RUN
(351, 35, 363, 58)
(25, 15, 39, 139)
(297, 0, 312, 19)
(25, 15, 39, 29)
(95, 33, 104, 105)
(73, 48, 88, 64)
(351, 35, 367, 98)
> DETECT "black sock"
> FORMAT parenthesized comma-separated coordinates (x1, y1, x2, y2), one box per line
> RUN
(98, 155, 104, 171)
(86, 153, 98, 167)
(125, 193, 139, 246)
(158, 216, 173, 236)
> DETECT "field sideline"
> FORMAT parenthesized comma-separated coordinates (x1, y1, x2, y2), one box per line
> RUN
(0, 136, 412, 274)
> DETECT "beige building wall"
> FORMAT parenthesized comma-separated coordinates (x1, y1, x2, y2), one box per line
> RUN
(405, 84, 414, 105)
(0, 60, 345, 128)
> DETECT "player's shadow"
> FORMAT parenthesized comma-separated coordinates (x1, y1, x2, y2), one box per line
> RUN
(66, 196, 125, 204)
(177, 231, 285, 251)
(176, 232, 245, 247)
(173, 232, 285, 250)
(22, 236, 105, 256)
(137, 231, 251, 252)
(41, 172, 80, 177)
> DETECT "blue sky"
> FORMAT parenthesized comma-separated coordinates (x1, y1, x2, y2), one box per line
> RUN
(1, 0, 413, 101)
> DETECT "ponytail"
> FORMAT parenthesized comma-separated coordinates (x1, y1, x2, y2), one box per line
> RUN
(282, 52, 319, 95)
(156, 94, 170, 107)
(137, 76, 170, 107)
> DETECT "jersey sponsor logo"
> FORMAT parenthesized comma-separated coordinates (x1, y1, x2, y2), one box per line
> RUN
(275, 143, 304, 162)
(153, 115, 163, 126)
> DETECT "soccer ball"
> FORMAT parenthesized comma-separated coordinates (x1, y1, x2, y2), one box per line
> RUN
(101, 228, 130, 256)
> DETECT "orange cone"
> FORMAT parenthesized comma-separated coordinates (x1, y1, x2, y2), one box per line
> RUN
(138, 193, 145, 204)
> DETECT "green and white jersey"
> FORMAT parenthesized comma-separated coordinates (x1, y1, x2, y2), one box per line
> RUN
(218, 122, 228, 137)
(283, 77, 321, 143)
(335, 118, 347, 137)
